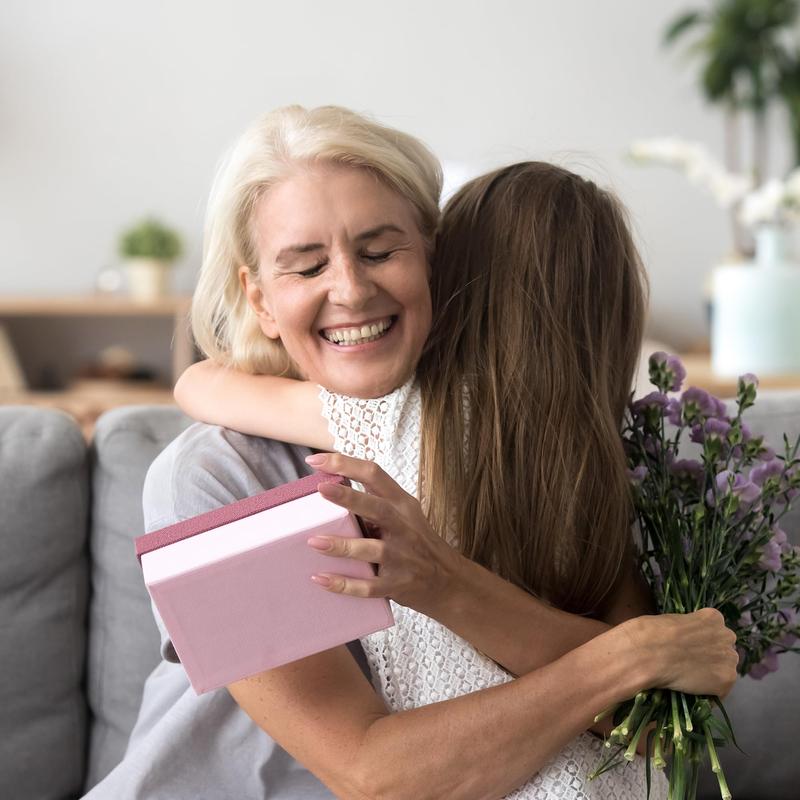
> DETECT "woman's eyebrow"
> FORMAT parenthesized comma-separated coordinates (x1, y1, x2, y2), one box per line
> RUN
(355, 223, 405, 242)
(274, 224, 406, 266)
(275, 242, 324, 266)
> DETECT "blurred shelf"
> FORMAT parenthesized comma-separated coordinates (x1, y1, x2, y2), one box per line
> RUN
(0, 294, 191, 316)
(0, 293, 196, 386)
(679, 352, 800, 398)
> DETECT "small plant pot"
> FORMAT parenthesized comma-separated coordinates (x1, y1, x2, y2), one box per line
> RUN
(125, 258, 172, 301)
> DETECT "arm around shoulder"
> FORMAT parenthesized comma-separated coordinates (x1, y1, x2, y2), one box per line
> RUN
(174, 359, 333, 450)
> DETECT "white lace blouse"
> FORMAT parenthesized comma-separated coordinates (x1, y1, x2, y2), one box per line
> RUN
(318, 378, 666, 799)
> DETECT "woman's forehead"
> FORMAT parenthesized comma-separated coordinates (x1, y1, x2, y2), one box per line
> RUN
(253, 165, 421, 253)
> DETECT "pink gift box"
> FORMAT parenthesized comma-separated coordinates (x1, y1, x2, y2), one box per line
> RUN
(135, 472, 394, 694)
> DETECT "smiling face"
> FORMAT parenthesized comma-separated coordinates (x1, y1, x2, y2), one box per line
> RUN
(241, 164, 432, 398)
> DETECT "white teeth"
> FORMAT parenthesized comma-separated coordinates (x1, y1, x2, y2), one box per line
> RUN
(322, 317, 393, 346)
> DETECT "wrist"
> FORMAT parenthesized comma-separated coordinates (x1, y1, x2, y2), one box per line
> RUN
(605, 617, 657, 697)
(425, 547, 476, 621)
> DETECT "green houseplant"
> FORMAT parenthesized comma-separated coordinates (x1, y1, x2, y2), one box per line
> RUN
(664, 0, 800, 255)
(118, 217, 183, 300)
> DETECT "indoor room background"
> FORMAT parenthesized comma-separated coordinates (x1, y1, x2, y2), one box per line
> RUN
(1, 0, 797, 420)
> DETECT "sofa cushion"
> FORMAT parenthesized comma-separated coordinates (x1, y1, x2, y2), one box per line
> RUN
(85, 405, 191, 789)
(696, 390, 800, 800)
(0, 406, 89, 800)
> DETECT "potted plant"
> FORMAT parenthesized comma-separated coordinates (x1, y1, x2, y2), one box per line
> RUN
(662, 0, 800, 256)
(119, 217, 183, 300)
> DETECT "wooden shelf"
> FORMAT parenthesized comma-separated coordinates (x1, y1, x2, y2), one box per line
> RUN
(0, 293, 198, 438)
(0, 293, 196, 388)
(0, 294, 191, 316)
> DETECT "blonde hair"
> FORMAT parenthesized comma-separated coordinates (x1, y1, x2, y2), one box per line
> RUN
(191, 105, 442, 374)
(418, 162, 649, 616)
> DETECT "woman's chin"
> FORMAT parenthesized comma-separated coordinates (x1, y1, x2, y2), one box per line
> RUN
(323, 367, 412, 399)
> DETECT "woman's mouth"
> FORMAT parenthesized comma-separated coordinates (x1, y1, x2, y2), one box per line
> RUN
(320, 315, 397, 347)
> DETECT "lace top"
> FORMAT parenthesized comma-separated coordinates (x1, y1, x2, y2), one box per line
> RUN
(318, 379, 666, 800)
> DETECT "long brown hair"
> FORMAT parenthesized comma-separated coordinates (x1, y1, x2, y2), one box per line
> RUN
(417, 162, 648, 616)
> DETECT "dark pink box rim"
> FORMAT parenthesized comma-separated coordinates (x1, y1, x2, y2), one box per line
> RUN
(134, 471, 347, 564)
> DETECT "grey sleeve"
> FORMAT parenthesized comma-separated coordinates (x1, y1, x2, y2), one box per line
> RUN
(141, 423, 313, 664)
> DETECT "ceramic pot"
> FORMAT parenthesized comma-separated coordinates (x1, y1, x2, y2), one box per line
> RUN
(125, 258, 172, 301)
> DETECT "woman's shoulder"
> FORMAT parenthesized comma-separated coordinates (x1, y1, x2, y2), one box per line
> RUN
(143, 423, 312, 529)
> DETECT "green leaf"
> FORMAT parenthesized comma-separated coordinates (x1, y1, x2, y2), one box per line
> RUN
(664, 10, 704, 45)
(710, 696, 747, 756)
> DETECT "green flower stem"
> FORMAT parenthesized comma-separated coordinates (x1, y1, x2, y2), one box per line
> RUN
(704, 722, 732, 800)
(624, 703, 657, 762)
(620, 691, 648, 736)
(653, 730, 666, 769)
(670, 741, 686, 799)
(592, 703, 619, 724)
(670, 691, 684, 752)
(679, 692, 693, 732)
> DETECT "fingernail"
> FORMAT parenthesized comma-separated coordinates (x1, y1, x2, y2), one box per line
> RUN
(305, 454, 326, 466)
(310, 574, 332, 587)
(308, 536, 333, 550)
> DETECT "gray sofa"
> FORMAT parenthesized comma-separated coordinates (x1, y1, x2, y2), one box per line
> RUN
(1, 398, 799, 800)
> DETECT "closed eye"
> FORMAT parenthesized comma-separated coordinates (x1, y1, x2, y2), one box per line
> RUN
(297, 260, 327, 278)
(362, 250, 393, 263)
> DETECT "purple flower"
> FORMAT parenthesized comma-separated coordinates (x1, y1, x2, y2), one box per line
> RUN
(759, 538, 783, 572)
(671, 458, 704, 479)
(749, 661, 769, 679)
(630, 391, 669, 429)
(778, 610, 799, 647)
(648, 352, 687, 393)
(706, 470, 761, 508)
(670, 458, 704, 491)
(758, 445, 777, 462)
(739, 373, 759, 391)
(773, 527, 788, 546)
(740, 423, 753, 442)
(705, 418, 731, 441)
(762, 649, 780, 672)
(627, 465, 648, 485)
(751, 458, 785, 486)
(738, 374, 759, 409)
(690, 424, 705, 444)
(632, 391, 669, 413)
(666, 397, 682, 426)
(712, 397, 728, 418)
(738, 610, 753, 627)
(681, 387, 719, 423)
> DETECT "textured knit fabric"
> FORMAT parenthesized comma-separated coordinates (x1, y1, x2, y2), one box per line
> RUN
(319, 379, 669, 799)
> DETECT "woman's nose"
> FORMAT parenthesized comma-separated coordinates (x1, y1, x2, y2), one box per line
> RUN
(327, 257, 378, 309)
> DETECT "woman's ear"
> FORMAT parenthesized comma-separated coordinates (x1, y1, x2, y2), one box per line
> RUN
(239, 266, 280, 340)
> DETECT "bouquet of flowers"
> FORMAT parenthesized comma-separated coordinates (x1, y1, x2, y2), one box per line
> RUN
(589, 352, 800, 799)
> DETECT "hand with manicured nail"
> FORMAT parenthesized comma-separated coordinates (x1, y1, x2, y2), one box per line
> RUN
(304, 452, 462, 615)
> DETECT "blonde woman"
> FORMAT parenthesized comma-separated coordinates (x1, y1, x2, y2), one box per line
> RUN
(87, 107, 737, 800)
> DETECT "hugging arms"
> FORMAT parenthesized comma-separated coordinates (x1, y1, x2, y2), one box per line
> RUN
(143, 106, 738, 799)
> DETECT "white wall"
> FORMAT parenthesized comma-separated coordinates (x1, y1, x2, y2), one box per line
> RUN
(1, 0, 793, 348)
